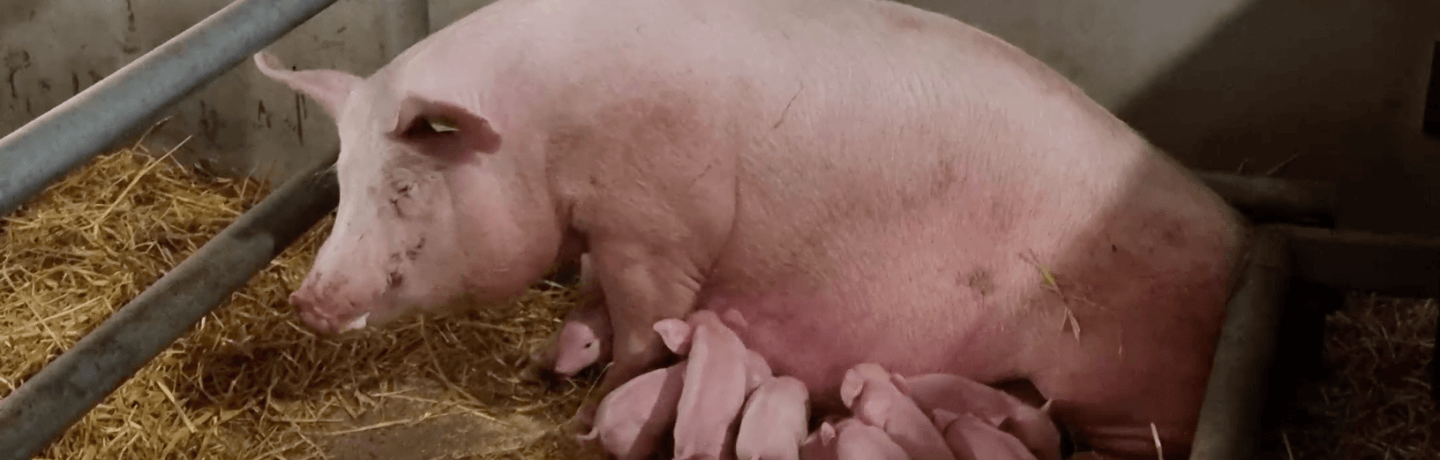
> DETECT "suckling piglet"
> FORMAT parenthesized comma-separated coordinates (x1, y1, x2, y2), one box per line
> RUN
(735, 376, 811, 460)
(576, 361, 687, 460)
(932, 409, 1039, 460)
(840, 363, 955, 460)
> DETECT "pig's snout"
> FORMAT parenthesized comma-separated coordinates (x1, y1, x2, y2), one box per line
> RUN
(289, 281, 373, 335)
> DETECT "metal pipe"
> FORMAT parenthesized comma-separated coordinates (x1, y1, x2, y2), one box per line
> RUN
(381, 0, 430, 59)
(1272, 224, 1440, 298)
(0, 153, 340, 460)
(1195, 171, 1338, 226)
(1189, 226, 1291, 460)
(0, 0, 342, 219)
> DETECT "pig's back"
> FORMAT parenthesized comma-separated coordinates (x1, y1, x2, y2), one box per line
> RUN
(431, 0, 1244, 455)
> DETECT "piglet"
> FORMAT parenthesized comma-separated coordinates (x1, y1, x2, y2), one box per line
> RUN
(659, 310, 763, 460)
(552, 302, 613, 376)
(835, 418, 914, 460)
(735, 376, 811, 460)
(932, 409, 1038, 460)
(903, 373, 1060, 460)
(802, 418, 912, 460)
(840, 363, 956, 460)
(800, 423, 839, 460)
(576, 361, 688, 460)
(654, 312, 772, 386)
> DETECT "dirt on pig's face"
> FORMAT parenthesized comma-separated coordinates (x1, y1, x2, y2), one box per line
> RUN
(281, 76, 565, 334)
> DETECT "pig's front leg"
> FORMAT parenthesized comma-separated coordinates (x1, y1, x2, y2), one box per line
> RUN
(588, 239, 705, 401)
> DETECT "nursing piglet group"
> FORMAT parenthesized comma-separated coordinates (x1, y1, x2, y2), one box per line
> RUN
(575, 310, 810, 460)
(557, 308, 1062, 460)
(802, 363, 1060, 460)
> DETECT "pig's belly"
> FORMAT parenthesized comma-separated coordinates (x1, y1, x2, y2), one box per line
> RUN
(701, 183, 1241, 457)
(699, 248, 1044, 413)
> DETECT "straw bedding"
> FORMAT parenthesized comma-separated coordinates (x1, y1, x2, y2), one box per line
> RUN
(1258, 294, 1438, 460)
(0, 137, 601, 459)
(2, 135, 1436, 459)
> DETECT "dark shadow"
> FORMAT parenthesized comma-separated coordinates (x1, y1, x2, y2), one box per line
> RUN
(1114, 0, 1440, 235)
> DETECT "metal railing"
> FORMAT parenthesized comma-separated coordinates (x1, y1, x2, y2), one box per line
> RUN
(0, 0, 428, 458)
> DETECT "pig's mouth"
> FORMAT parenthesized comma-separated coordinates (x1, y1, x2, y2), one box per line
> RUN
(295, 303, 374, 335)
(291, 287, 410, 335)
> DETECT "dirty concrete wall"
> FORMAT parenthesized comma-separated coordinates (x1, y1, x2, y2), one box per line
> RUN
(906, 0, 1440, 234)
(3, 0, 1438, 233)
(1, 0, 495, 185)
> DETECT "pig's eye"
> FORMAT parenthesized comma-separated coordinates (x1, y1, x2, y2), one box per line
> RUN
(402, 115, 459, 139)
(584, 343, 594, 349)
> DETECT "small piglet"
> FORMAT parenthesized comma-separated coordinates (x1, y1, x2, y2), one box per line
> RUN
(800, 423, 838, 460)
(577, 361, 688, 460)
(552, 303, 612, 377)
(661, 310, 763, 460)
(735, 376, 811, 460)
(932, 409, 1038, 460)
(904, 373, 1060, 460)
(801, 418, 912, 460)
(840, 363, 956, 460)
(835, 418, 913, 460)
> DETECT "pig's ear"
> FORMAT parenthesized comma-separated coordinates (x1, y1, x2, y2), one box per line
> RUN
(839, 369, 865, 408)
(252, 52, 360, 120)
(389, 93, 502, 158)
(653, 319, 693, 355)
(1040, 399, 1054, 415)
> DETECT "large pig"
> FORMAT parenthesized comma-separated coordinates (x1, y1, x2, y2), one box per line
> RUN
(253, 0, 1247, 457)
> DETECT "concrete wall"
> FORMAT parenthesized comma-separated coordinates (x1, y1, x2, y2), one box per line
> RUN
(0, 0, 496, 185)
(3, 0, 1438, 232)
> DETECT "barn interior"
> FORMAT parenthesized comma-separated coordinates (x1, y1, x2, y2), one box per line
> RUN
(2, 0, 1439, 458)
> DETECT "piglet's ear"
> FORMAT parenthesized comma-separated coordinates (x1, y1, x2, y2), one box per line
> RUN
(253, 52, 360, 120)
(653, 319, 693, 355)
(389, 93, 502, 157)
(839, 369, 865, 408)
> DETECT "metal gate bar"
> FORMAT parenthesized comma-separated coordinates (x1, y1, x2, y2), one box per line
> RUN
(0, 156, 339, 460)
(0, 0, 429, 458)
(0, 0, 343, 218)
